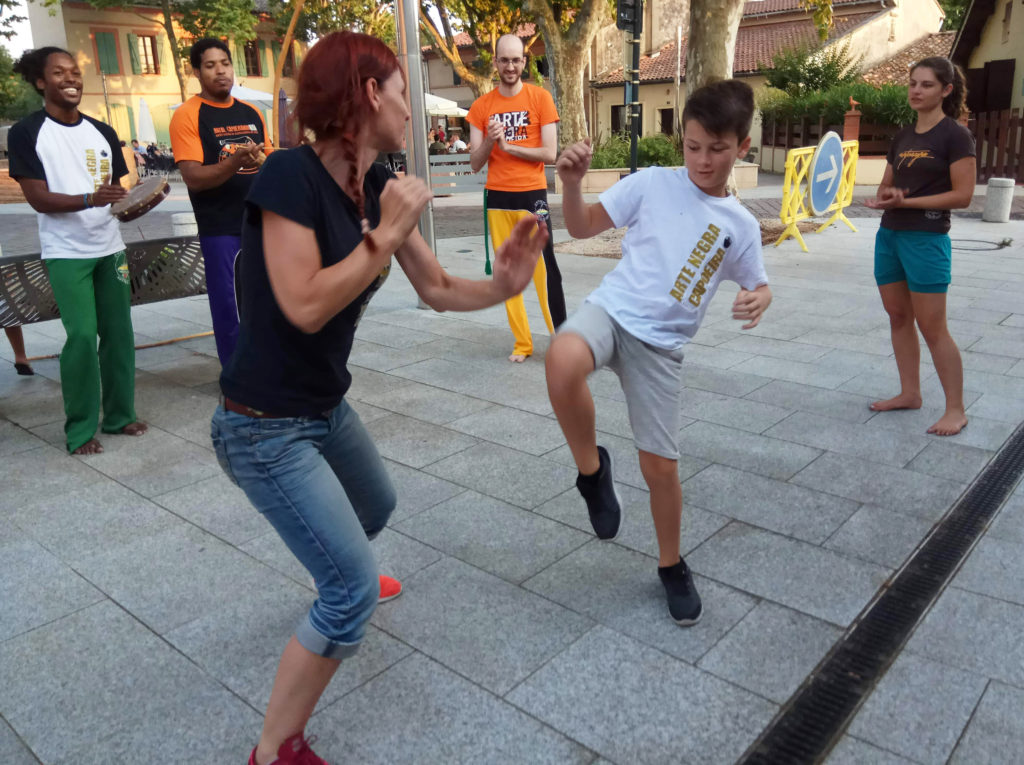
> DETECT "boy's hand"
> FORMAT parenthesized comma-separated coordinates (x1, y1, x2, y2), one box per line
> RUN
(732, 285, 771, 330)
(556, 139, 593, 186)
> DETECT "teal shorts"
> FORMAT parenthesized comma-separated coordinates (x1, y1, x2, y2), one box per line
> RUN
(874, 228, 951, 294)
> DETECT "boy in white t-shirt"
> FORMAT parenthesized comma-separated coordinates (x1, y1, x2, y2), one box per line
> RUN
(548, 79, 772, 625)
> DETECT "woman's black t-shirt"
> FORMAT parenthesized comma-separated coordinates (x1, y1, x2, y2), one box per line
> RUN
(881, 117, 975, 234)
(220, 145, 393, 416)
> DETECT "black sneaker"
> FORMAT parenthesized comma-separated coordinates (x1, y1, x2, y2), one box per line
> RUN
(576, 445, 623, 540)
(658, 558, 703, 626)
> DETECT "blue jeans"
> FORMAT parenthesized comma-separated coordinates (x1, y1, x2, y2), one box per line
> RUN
(211, 400, 396, 659)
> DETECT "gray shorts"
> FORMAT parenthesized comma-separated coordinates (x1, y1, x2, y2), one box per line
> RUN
(559, 301, 684, 460)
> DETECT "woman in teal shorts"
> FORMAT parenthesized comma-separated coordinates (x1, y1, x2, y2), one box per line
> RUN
(866, 56, 976, 436)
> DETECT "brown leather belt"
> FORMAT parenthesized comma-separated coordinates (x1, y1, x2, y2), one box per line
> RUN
(222, 396, 286, 419)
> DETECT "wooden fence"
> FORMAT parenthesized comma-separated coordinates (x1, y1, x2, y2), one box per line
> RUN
(762, 109, 1024, 183)
(761, 117, 898, 156)
(968, 108, 1023, 183)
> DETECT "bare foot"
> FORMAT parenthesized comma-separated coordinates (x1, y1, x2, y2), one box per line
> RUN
(72, 438, 104, 455)
(118, 421, 148, 436)
(869, 393, 922, 412)
(927, 411, 968, 436)
(508, 353, 528, 363)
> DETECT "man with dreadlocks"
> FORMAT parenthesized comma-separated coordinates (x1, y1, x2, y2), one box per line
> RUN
(8, 47, 147, 455)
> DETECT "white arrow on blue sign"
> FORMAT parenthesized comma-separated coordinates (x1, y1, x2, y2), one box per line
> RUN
(808, 131, 844, 216)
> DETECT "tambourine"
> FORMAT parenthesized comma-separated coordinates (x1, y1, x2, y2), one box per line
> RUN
(110, 176, 171, 222)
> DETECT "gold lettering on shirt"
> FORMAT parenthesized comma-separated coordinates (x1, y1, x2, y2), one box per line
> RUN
(670, 223, 722, 303)
(896, 149, 933, 169)
(86, 149, 98, 188)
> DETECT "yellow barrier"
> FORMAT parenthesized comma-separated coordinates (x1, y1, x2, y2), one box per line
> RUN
(775, 140, 859, 251)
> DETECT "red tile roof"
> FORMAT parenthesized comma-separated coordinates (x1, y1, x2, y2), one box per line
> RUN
(860, 32, 955, 85)
(742, 0, 875, 16)
(422, 23, 537, 52)
(594, 11, 881, 86)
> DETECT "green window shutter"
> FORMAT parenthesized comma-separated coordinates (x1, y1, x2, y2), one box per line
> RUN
(271, 40, 281, 74)
(156, 33, 166, 74)
(258, 39, 268, 77)
(293, 42, 302, 70)
(96, 32, 119, 75)
(126, 104, 136, 141)
(233, 42, 247, 77)
(127, 33, 141, 75)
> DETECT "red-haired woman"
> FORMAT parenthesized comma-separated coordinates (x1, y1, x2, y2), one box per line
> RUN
(211, 31, 547, 765)
(866, 56, 976, 436)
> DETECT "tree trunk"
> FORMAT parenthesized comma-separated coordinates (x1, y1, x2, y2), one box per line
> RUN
(684, 0, 744, 94)
(525, 0, 609, 148)
(160, 0, 187, 102)
(550, 43, 587, 146)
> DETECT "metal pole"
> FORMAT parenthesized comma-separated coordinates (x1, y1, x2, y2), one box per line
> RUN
(674, 25, 682, 140)
(629, 32, 640, 173)
(101, 72, 113, 126)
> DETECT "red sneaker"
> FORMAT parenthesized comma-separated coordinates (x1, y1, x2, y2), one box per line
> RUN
(308, 575, 402, 603)
(378, 574, 402, 602)
(248, 732, 328, 765)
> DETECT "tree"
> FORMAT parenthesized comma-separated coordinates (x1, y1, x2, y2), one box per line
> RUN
(686, 0, 835, 94)
(1, 43, 42, 120)
(937, 0, 968, 30)
(0, 0, 26, 41)
(761, 39, 862, 96)
(419, 0, 537, 98)
(523, 0, 610, 147)
(272, 0, 395, 46)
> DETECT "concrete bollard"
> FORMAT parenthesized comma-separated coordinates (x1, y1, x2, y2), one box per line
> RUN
(171, 212, 198, 237)
(982, 178, 1015, 223)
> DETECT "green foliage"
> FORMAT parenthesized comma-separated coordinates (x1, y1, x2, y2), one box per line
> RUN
(762, 39, 863, 96)
(270, 0, 395, 46)
(0, 44, 41, 120)
(589, 132, 683, 169)
(757, 80, 916, 127)
(590, 133, 629, 169)
(938, 0, 968, 30)
(176, 0, 258, 46)
(0, 0, 25, 41)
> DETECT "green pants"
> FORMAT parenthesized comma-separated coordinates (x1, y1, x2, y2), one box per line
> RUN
(45, 252, 137, 453)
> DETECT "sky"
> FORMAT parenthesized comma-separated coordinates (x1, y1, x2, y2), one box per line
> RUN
(3, 0, 34, 57)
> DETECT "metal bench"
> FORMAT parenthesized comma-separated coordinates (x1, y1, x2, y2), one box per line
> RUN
(429, 154, 486, 195)
(0, 237, 205, 328)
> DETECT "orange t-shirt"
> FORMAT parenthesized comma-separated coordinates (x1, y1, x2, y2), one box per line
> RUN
(467, 83, 559, 192)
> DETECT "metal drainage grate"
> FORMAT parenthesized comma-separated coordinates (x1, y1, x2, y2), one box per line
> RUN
(740, 422, 1024, 765)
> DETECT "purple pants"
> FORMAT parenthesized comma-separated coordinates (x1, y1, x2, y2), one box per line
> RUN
(199, 235, 241, 366)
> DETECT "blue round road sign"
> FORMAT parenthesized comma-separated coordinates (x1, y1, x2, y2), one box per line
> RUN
(808, 131, 844, 216)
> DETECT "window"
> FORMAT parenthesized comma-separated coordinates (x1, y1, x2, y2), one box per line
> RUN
(95, 31, 120, 75)
(283, 46, 296, 78)
(531, 55, 550, 77)
(244, 41, 262, 77)
(611, 104, 642, 135)
(136, 35, 158, 74)
(272, 41, 296, 78)
(659, 107, 674, 136)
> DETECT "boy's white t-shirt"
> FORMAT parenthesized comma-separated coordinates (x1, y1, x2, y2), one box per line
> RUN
(590, 167, 767, 350)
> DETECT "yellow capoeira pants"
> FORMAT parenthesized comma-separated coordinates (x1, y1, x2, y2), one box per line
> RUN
(486, 189, 566, 358)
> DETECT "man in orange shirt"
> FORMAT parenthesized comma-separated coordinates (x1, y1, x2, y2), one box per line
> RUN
(170, 38, 269, 365)
(468, 34, 564, 362)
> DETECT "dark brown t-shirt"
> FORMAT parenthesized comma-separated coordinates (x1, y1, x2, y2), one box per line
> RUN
(881, 117, 975, 234)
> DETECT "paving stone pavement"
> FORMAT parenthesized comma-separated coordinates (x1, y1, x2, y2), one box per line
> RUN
(1, 214, 1023, 764)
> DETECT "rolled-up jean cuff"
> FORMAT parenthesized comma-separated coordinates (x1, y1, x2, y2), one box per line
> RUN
(295, 615, 362, 660)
